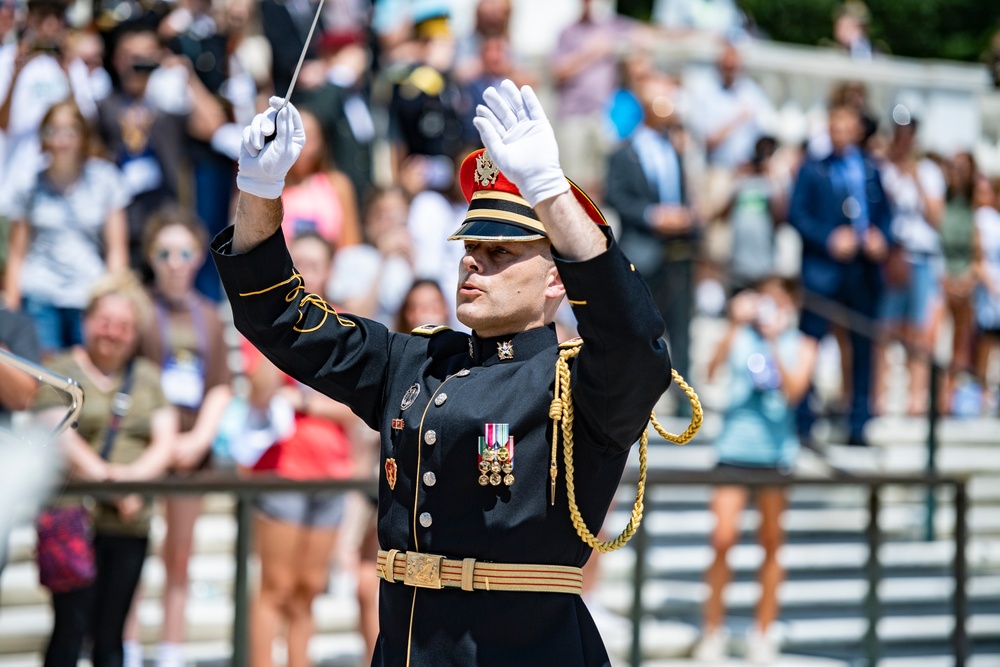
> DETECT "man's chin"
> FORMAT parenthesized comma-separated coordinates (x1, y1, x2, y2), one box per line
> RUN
(455, 303, 486, 332)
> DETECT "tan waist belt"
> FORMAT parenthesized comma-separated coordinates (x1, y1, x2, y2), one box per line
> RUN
(376, 549, 583, 595)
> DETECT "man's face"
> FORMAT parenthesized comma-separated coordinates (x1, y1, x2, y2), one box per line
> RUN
(718, 46, 741, 87)
(829, 106, 861, 153)
(640, 78, 678, 131)
(455, 239, 564, 338)
(114, 31, 161, 96)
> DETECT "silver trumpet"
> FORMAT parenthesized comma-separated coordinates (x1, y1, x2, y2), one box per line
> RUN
(0, 347, 84, 444)
(0, 348, 84, 547)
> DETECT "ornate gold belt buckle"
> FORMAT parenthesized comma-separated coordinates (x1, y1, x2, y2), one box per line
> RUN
(404, 552, 444, 589)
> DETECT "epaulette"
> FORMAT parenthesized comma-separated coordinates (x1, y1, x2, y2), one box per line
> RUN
(402, 65, 445, 97)
(411, 324, 452, 337)
(558, 337, 583, 350)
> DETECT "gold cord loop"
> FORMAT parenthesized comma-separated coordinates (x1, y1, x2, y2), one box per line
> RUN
(552, 345, 703, 553)
(239, 272, 356, 332)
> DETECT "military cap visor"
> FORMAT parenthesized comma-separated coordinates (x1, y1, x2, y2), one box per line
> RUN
(449, 149, 607, 243)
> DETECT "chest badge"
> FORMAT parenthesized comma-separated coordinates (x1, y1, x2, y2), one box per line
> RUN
(400, 383, 420, 411)
(385, 458, 398, 490)
(497, 341, 514, 360)
(478, 423, 514, 487)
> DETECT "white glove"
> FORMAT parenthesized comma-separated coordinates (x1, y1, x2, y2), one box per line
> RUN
(237, 97, 305, 200)
(472, 80, 569, 208)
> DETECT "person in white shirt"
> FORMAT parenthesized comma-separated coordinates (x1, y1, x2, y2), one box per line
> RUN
(877, 117, 946, 416)
(0, 0, 96, 200)
(689, 43, 771, 221)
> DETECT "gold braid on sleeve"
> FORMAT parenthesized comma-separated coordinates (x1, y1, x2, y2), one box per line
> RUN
(550, 344, 703, 553)
(238, 271, 357, 332)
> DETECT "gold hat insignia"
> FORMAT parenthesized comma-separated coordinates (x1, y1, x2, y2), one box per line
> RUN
(474, 150, 500, 187)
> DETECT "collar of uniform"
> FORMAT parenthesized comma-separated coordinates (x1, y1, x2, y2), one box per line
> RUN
(469, 324, 557, 367)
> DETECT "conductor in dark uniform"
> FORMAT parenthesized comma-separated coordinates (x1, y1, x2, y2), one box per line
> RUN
(212, 81, 671, 666)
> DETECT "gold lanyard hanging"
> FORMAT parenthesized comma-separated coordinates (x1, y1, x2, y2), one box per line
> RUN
(549, 343, 703, 553)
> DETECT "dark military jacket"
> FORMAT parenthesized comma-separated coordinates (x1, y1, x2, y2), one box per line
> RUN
(212, 227, 671, 667)
(388, 63, 464, 159)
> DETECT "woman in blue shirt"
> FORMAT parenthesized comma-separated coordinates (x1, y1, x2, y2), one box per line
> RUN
(694, 277, 818, 663)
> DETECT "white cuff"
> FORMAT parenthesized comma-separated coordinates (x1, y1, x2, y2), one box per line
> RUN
(236, 174, 284, 200)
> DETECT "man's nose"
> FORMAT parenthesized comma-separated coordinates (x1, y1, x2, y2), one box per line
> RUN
(462, 252, 481, 272)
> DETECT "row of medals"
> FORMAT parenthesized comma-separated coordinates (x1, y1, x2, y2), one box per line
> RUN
(479, 446, 514, 486)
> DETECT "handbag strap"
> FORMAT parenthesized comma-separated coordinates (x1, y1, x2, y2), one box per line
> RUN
(99, 359, 136, 461)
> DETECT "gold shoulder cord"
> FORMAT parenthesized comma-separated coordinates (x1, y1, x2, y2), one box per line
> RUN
(549, 344, 703, 553)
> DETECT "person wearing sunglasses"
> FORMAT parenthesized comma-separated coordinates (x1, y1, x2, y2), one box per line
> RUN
(118, 207, 232, 667)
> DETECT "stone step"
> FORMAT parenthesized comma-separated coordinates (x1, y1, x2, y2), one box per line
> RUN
(0, 635, 366, 667)
(878, 657, 1000, 667)
(0, 551, 239, 607)
(648, 414, 1000, 451)
(606, 505, 1000, 541)
(597, 575, 1000, 615)
(866, 416, 1000, 447)
(600, 538, 1000, 579)
(6, 513, 238, 565)
(597, 612, 1000, 664)
(0, 591, 358, 655)
(779, 613, 1000, 646)
(641, 439, 1000, 477)
(635, 474, 1000, 505)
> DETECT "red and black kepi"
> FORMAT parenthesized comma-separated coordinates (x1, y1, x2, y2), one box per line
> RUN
(449, 148, 608, 242)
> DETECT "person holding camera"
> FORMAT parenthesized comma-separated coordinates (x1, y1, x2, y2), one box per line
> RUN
(94, 25, 224, 274)
(0, 0, 97, 196)
(693, 277, 818, 664)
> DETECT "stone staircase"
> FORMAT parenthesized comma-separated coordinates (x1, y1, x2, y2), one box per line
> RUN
(590, 416, 1000, 666)
(0, 495, 365, 667)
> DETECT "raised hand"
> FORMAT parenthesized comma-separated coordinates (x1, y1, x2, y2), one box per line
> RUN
(237, 96, 306, 200)
(472, 80, 569, 208)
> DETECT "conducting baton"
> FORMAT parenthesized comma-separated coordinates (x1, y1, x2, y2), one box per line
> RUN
(264, 0, 327, 142)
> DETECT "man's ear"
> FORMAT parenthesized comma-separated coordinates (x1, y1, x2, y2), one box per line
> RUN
(544, 266, 566, 301)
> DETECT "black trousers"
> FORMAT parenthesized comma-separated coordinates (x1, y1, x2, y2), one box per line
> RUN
(44, 533, 148, 667)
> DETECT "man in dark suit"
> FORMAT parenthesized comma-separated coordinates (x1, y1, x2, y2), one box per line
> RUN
(788, 102, 892, 445)
(605, 77, 698, 397)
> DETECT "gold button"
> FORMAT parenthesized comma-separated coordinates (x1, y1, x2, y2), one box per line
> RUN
(419, 512, 433, 527)
(434, 393, 448, 406)
(423, 471, 437, 487)
(424, 430, 437, 445)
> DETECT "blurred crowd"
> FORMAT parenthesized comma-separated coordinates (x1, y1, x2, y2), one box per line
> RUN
(1, 0, 1000, 665)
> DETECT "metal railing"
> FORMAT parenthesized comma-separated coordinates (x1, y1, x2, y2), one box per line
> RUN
(619, 469, 970, 667)
(62, 469, 969, 667)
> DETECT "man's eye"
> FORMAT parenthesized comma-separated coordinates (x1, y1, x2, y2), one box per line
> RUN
(493, 247, 510, 255)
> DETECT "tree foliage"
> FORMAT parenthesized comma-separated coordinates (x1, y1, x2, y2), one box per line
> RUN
(739, 0, 1000, 63)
